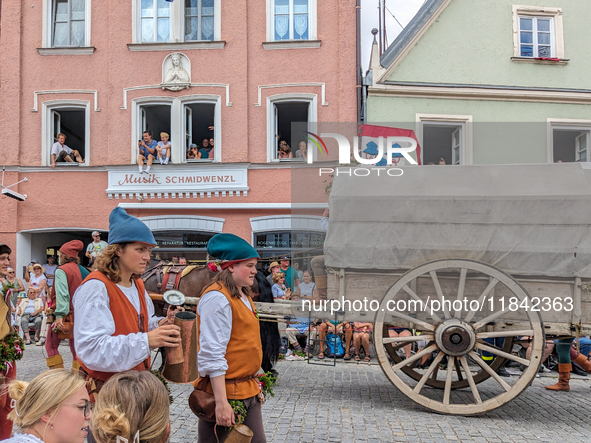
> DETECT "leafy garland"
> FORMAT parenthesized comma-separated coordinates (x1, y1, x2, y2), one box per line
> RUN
(151, 370, 173, 404)
(0, 280, 23, 374)
(229, 371, 277, 426)
(0, 332, 25, 374)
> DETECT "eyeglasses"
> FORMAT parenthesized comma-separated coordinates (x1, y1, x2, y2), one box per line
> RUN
(64, 400, 92, 418)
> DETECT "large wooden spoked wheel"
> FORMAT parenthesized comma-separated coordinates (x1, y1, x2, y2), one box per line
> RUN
(374, 259, 544, 415)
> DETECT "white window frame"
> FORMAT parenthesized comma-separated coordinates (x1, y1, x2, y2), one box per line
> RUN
(132, 95, 221, 165)
(266, 0, 317, 42)
(512, 5, 564, 59)
(517, 15, 554, 58)
(132, 0, 221, 44)
(416, 114, 473, 166)
(179, 95, 221, 163)
(266, 93, 317, 163)
(42, 0, 92, 48)
(41, 100, 91, 167)
(547, 118, 591, 163)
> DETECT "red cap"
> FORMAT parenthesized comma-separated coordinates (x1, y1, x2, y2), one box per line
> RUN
(59, 240, 84, 258)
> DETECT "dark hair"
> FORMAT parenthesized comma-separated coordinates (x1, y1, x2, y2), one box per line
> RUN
(0, 245, 11, 256)
(57, 252, 80, 266)
(143, 131, 152, 137)
(201, 268, 253, 299)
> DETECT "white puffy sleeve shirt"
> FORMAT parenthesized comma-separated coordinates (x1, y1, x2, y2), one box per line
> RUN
(73, 279, 162, 373)
(197, 290, 253, 378)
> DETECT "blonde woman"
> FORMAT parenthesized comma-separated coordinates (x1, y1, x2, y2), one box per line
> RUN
(91, 371, 170, 443)
(6, 369, 91, 443)
(271, 272, 290, 300)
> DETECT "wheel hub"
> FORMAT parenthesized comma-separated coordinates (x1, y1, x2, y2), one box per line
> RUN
(435, 319, 476, 356)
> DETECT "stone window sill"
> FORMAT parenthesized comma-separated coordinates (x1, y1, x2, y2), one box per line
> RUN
(127, 41, 226, 52)
(37, 47, 95, 55)
(511, 57, 569, 65)
(262, 40, 321, 50)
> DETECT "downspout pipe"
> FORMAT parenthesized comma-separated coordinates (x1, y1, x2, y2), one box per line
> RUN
(356, 0, 362, 126)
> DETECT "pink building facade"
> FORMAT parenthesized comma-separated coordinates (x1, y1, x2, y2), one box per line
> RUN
(0, 0, 356, 272)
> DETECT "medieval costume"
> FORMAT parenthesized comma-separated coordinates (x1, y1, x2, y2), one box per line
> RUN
(196, 233, 266, 443)
(45, 240, 89, 370)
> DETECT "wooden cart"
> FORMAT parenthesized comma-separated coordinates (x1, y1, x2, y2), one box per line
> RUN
(317, 163, 591, 415)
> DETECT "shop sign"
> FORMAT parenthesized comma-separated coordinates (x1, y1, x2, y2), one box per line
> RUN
(106, 166, 249, 199)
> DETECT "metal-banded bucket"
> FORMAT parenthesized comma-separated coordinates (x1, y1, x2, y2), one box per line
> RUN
(163, 311, 199, 384)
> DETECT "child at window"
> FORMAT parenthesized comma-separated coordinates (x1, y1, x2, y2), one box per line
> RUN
(156, 132, 171, 164)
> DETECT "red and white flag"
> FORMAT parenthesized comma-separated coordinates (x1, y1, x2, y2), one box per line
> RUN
(358, 124, 422, 166)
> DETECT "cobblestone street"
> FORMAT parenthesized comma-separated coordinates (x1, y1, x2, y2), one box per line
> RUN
(12, 344, 591, 442)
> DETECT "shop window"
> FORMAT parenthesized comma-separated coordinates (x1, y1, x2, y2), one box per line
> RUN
(254, 230, 325, 273)
(151, 231, 215, 263)
(47, 107, 87, 166)
(184, 103, 215, 162)
(271, 101, 309, 161)
(553, 128, 591, 163)
(422, 123, 463, 165)
(136, 0, 220, 43)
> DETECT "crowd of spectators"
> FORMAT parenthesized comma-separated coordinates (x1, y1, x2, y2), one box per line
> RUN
(0, 232, 109, 348)
(135, 130, 217, 170)
(187, 137, 215, 160)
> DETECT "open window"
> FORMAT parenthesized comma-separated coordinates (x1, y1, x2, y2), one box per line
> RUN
(417, 114, 472, 166)
(184, 103, 215, 162)
(552, 128, 591, 163)
(272, 101, 309, 161)
(49, 108, 87, 166)
(421, 123, 463, 165)
(139, 103, 172, 161)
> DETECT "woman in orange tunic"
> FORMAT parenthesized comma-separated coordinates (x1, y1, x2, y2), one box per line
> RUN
(196, 233, 265, 443)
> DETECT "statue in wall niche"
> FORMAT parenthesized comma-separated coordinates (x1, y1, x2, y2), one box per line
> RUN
(162, 52, 191, 91)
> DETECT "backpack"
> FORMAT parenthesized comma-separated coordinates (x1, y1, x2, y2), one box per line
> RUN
(326, 333, 345, 358)
(279, 336, 289, 355)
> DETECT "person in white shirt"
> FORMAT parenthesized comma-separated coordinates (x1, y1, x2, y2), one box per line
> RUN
(73, 207, 180, 442)
(43, 256, 58, 288)
(85, 231, 108, 267)
(155, 132, 171, 165)
(26, 264, 47, 299)
(50, 133, 84, 167)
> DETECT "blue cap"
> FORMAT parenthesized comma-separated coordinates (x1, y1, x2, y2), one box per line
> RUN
(107, 207, 156, 246)
(207, 233, 259, 262)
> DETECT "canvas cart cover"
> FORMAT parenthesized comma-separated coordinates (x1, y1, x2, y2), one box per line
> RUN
(324, 163, 591, 278)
